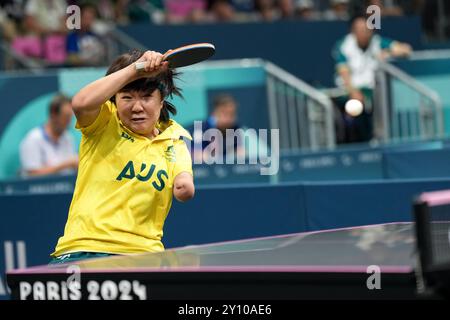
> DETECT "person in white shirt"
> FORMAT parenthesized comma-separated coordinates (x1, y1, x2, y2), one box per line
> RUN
(332, 15, 412, 142)
(24, 0, 67, 35)
(19, 94, 78, 177)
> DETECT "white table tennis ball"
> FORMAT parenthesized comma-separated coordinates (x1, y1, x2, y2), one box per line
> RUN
(345, 99, 364, 117)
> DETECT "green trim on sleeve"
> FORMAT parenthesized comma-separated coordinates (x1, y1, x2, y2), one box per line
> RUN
(332, 38, 348, 66)
(380, 36, 394, 50)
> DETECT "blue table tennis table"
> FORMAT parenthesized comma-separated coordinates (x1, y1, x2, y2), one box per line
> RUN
(7, 222, 422, 300)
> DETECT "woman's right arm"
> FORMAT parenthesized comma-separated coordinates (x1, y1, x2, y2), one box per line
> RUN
(72, 51, 167, 127)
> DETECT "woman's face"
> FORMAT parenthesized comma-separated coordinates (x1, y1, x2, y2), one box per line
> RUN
(116, 89, 163, 138)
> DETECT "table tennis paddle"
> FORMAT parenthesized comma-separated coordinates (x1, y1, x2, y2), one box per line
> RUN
(135, 43, 215, 71)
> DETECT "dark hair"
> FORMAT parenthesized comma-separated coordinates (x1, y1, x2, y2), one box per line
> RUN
(208, 0, 232, 10)
(49, 94, 71, 116)
(349, 13, 365, 26)
(105, 49, 182, 123)
(79, 1, 99, 16)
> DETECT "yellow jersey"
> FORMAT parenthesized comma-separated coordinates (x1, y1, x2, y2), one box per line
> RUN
(52, 100, 193, 256)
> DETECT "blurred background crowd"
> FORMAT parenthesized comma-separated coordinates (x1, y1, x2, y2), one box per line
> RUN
(0, 0, 448, 69)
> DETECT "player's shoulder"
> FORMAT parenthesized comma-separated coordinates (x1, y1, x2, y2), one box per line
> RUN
(372, 34, 392, 48)
(335, 34, 352, 47)
(23, 127, 45, 143)
(338, 34, 357, 52)
(102, 100, 115, 112)
(20, 127, 46, 152)
(159, 120, 192, 141)
(77, 100, 116, 137)
(371, 34, 383, 44)
(61, 130, 75, 142)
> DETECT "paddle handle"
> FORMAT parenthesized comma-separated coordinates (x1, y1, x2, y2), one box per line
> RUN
(135, 61, 147, 71)
(135, 50, 171, 71)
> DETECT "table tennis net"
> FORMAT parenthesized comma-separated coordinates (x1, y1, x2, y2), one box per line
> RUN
(415, 190, 450, 270)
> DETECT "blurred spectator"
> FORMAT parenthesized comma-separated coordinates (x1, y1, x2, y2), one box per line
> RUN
(295, 0, 321, 20)
(19, 94, 78, 177)
(322, 0, 350, 20)
(190, 94, 244, 161)
(332, 15, 412, 143)
(209, 0, 236, 22)
(278, 0, 295, 19)
(0, 0, 25, 24)
(254, 0, 279, 22)
(230, 0, 254, 13)
(0, 1, 25, 69)
(421, 0, 450, 41)
(0, 2, 18, 69)
(87, 0, 120, 31)
(402, 0, 425, 15)
(23, 0, 67, 34)
(164, 0, 207, 24)
(95, 0, 116, 21)
(0, 0, 23, 41)
(188, 7, 208, 23)
(349, 0, 404, 17)
(85, 0, 164, 25)
(115, 0, 132, 24)
(66, 3, 106, 66)
(12, 0, 68, 64)
(366, 0, 404, 16)
(125, 0, 167, 24)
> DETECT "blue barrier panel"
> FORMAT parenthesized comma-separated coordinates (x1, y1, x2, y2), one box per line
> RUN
(391, 57, 450, 135)
(393, 58, 450, 77)
(0, 175, 76, 195)
(304, 178, 450, 231)
(279, 148, 383, 181)
(164, 183, 307, 248)
(278, 140, 444, 182)
(383, 148, 450, 179)
(0, 139, 446, 193)
(193, 164, 272, 185)
(381, 139, 444, 152)
(0, 193, 71, 299)
(0, 74, 59, 139)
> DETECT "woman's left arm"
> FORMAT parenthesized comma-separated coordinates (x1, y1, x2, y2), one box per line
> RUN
(173, 172, 195, 202)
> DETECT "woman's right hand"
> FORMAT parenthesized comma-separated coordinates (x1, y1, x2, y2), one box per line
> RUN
(134, 50, 169, 78)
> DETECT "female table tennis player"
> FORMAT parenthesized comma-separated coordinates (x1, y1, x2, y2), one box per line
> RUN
(50, 49, 195, 264)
